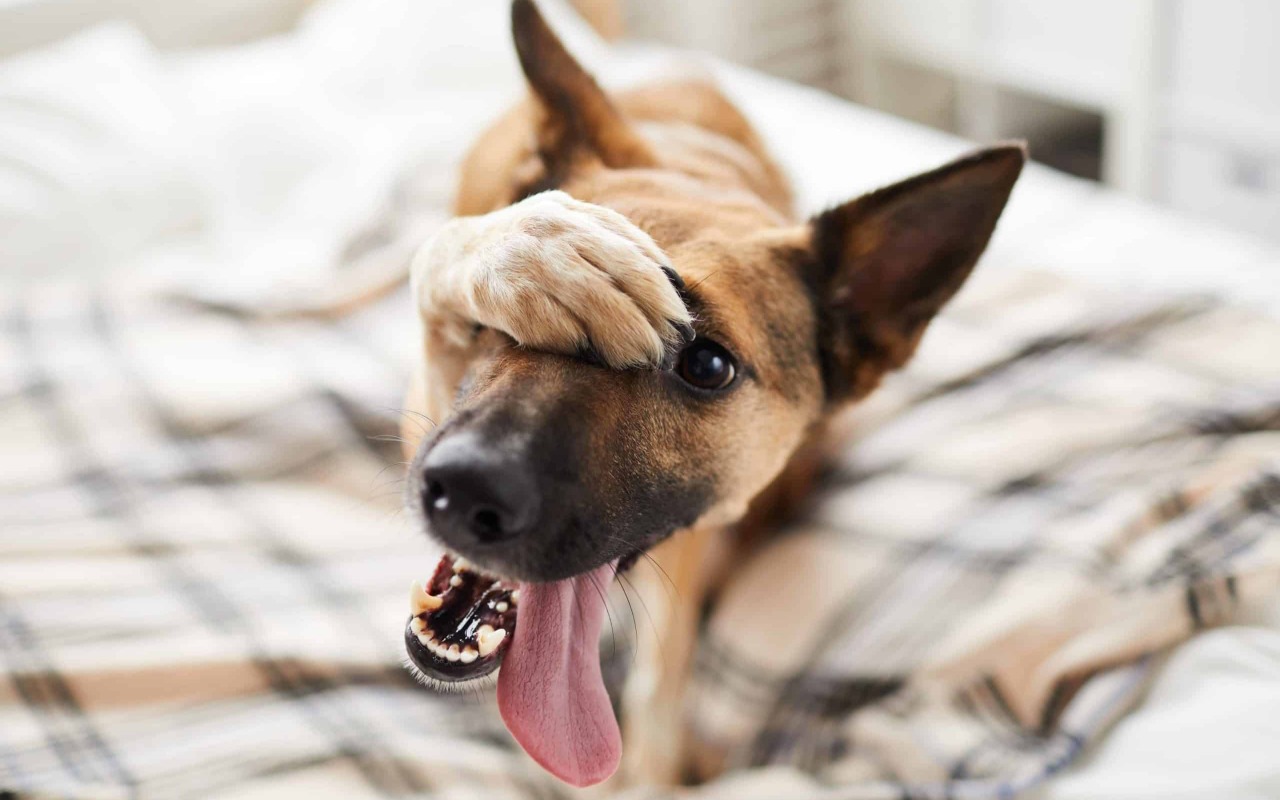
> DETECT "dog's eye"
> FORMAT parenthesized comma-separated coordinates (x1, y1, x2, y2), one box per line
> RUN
(676, 338, 736, 391)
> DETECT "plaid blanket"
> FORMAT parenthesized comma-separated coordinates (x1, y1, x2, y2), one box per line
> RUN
(2, 264, 1278, 800)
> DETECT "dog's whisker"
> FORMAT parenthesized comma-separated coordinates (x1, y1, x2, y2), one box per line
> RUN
(369, 460, 410, 489)
(583, 568, 618, 660)
(638, 550, 681, 602)
(398, 407, 439, 428)
(617, 570, 668, 675)
(684, 269, 721, 295)
(611, 568, 642, 665)
(382, 406, 438, 437)
(371, 482, 408, 498)
(402, 408, 438, 426)
(370, 474, 408, 492)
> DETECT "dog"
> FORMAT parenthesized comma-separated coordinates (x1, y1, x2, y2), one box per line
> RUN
(400, 0, 1023, 788)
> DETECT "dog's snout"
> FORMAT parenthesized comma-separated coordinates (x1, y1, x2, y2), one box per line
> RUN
(421, 436, 539, 545)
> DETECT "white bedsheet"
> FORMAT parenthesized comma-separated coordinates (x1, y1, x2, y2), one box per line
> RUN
(2, 2, 1278, 796)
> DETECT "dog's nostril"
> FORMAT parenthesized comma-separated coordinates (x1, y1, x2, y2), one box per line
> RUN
(425, 480, 448, 512)
(471, 508, 504, 541)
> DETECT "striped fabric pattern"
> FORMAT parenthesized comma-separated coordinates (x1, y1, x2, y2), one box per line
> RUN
(2, 264, 1278, 799)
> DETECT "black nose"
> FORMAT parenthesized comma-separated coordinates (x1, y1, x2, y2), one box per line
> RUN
(420, 434, 540, 544)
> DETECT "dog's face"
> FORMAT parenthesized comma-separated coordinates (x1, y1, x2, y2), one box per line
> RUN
(408, 226, 827, 582)
(403, 1, 1024, 586)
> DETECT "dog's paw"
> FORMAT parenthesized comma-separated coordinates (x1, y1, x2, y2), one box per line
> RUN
(414, 191, 693, 369)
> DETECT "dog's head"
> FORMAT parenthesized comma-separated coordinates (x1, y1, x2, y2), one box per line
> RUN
(400, 1, 1021, 785)
(404, 1, 1023, 585)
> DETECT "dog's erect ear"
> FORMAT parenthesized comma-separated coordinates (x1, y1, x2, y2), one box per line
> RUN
(511, 0, 654, 174)
(809, 144, 1025, 402)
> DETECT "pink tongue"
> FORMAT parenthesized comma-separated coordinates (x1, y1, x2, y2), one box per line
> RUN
(497, 562, 621, 787)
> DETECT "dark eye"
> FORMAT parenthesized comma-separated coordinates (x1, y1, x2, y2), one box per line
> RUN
(676, 338, 737, 391)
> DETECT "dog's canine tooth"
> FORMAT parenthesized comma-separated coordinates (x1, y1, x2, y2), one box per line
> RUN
(453, 557, 470, 573)
(509, 590, 520, 607)
(415, 629, 431, 646)
(410, 581, 443, 614)
(495, 601, 509, 613)
(449, 574, 463, 588)
(477, 625, 507, 657)
(460, 647, 478, 664)
(411, 616, 427, 635)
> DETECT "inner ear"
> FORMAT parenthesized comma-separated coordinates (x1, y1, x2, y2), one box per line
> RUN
(808, 144, 1026, 401)
(510, 0, 654, 177)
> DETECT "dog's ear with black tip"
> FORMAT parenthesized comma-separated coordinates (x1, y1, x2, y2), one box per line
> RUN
(808, 144, 1025, 402)
(511, 0, 654, 175)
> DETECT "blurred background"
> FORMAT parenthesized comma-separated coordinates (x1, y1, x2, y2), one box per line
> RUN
(633, 0, 1280, 243)
(2, 0, 1277, 245)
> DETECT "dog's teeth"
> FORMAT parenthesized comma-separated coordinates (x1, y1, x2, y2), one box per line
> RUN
(453, 557, 470, 573)
(410, 616, 427, 634)
(495, 601, 509, 613)
(460, 647, 478, 664)
(509, 590, 520, 607)
(415, 629, 431, 645)
(446, 644, 461, 662)
(410, 581, 443, 614)
(449, 574, 463, 588)
(477, 626, 507, 657)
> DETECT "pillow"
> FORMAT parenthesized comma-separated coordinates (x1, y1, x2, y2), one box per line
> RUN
(0, 0, 605, 289)
(0, 25, 204, 283)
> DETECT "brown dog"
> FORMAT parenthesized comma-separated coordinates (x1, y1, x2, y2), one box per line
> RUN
(400, 0, 1023, 788)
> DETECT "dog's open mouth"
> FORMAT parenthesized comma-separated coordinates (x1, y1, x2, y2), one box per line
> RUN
(404, 550, 623, 787)
(404, 554, 517, 682)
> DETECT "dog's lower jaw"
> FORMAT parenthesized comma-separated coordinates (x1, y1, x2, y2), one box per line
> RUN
(404, 553, 518, 684)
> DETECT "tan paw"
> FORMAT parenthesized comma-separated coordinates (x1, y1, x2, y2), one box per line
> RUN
(413, 190, 693, 369)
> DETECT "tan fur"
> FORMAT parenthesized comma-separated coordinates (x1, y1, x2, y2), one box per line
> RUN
(401, 1, 1022, 787)
(409, 190, 692, 425)
(407, 79, 822, 784)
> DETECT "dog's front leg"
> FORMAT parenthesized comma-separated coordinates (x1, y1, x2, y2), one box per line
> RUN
(406, 190, 693, 432)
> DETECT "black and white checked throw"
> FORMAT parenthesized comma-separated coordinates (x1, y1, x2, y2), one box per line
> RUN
(2, 263, 1278, 799)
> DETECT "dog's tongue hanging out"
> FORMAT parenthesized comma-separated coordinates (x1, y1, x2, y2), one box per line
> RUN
(405, 553, 621, 786)
(497, 562, 621, 787)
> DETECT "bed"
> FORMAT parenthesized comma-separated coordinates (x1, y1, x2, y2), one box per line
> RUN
(2, 1, 1278, 798)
